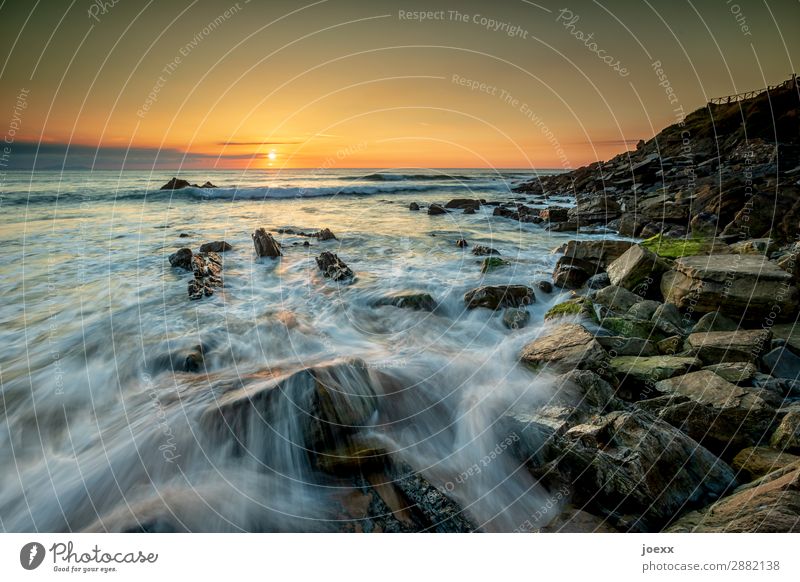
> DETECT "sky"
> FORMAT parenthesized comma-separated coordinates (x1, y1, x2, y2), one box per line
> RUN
(1, 0, 798, 170)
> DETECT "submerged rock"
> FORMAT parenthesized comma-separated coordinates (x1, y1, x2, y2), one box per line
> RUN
(455, 238, 468, 248)
(471, 245, 499, 256)
(199, 241, 232, 253)
(427, 204, 447, 215)
(481, 257, 508, 273)
(316, 251, 354, 282)
(464, 285, 534, 310)
(252, 228, 282, 258)
(444, 198, 481, 210)
(409, 202, 420, 211)
(502, 307, 530, 329)
(374, 292, 436, 311)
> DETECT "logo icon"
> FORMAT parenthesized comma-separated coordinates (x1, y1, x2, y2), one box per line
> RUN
(20, 542, 46, 570)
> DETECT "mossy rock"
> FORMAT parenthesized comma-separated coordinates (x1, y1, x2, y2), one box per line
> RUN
(481, 257, 509, 273)
(641, 234, 715, 259)
(544, 297, 598, 323)
(601, 316, 664, 340)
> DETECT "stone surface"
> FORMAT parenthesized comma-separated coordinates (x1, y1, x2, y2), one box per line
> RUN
(520, 323, 607, 374)
(409, 202, 420, 211)
(556, 239, 634, 272)
(374, 293, 436, 312)
(627, 299, 661, 321)
(761, 346, 800, 381)
(444, 198, 481, 210)
(503, 307, 530, 330)
(316, 251, 354, 282)
(427, 203, 448, 215)
(704, 362, 758, 384)
(596, 336, 658, 357)
(592, 285, 643, 313)
(168, 247, 193, 270)
(691, 311, 739, 333)
(481, 257, 508, 274)
(586, 272, 610, 289)
(607, 245, 667, 291)
(252, 228, 282, 258)
(770, 409, 800, 454)
(464, 285, 534, 310)
(731, 446, 800, 482)
(661, 254, 799, 321)
(667, 461, 800, 532)
(187, 252, 224, 300)
(656, 336, 682, 355)
(472, 245, 499, 256)
(610, 355, 701, 385)
(654, 370, 776, 454)
(544, 297, 596, 323)
(686, 329, 772, 364)
(199, 241, 232, 253)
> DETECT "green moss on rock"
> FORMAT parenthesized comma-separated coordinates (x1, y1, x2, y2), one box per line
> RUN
(544, 297, 597, 323)
(641, 234, 712, 259)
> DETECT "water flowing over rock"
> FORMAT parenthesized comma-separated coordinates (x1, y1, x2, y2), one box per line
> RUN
(252, 228, 282, 258)
(463, 285, 534, 310)
(316, 251, 354, 282)
(374, 292, 436, 311)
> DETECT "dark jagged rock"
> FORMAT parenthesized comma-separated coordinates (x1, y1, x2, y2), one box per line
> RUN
(159, 177, 216, 190)
(277, 227, 337, 241)
(444, 198, 481, 210)
(520, 323, 607, 373)
(472, 245, 499, 256)
(455, 238, 468, 248)
(464, 285, 534, 310)
(168, 248, 193, 270)
(199, 241, 232, 253)
(409, 202, 420, 211)
(316, 251, 354, 282)
(374, 292, 436, 312)
(188, 252, 223, 300)
(502, 307, 530, 329)
(427, 204, 447, 215)
(252, 228, 282, 258)
(535, 280, 553, 293)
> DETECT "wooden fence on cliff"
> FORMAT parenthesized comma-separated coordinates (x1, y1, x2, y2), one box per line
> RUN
(708, 74, 797, 105)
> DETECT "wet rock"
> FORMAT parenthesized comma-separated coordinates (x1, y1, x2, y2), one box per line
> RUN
(704, 362, 758, 384)
(538, 207, 569, 222)
(480, 256, 508, 274)
(316, 251, 354, 282)
(611, 355, 701, 399)
(316, 228, 337, 241)
(556, 239, 634, 273)
(536, 280, 553, 293)
(252, 228, 282, 258)
(409, 202, 420, 211)
(654, 370, 776, 454)
(520, 323, 607, 374)
(686, 329, 772, 364)
(160, 177, 216, 190)
(427, 204, 448, 215)
(607, 245, 668, 291)
(567, 196, 621, 224)
(187, 252, 223, 300)
(503, 307, 530, 330)
(552, 256, 595, 289)
(464, 285, 535, 310)
(586, 272, 610, 289)
(455, 239, 468, 248)
(732, 446, 800, 482)
(596, 336, 658, 357)
(178, 232, 190, 238)
(548, 410, 736, 531)
(592, 285, 643, 313)
(691, 311, 739, 333)
(168, 247, 193, 270)
(374, 292, 436, 312)
(770, 407, 800, 453)
(472, 245, 499, 256)
(762, 346, 800, 380)
(600, 316, 661, 341)
(627, 299, 661, 321)
(463, 207, 476, 215)
(544, 297, 597, 323)
(729, 238, 776, 255)
(199, 241, 232, 253)
(444, 198, 481, 210)
(667, 461, 800, 532)
(656, 335, 682, 355)
(661, 254, 798, 321)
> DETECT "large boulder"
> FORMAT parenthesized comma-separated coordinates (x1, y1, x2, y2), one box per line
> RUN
(556, 239, 634, 273)
(520, 323, 607, 374)
(606, 245, 668, 292)
(168, 247, 193, 270)
(567, 196, 621, 224)
(252, 228, 282, 258)
(686, 329, 772, 364)
(770, 407, 800, 454)
(464, 285, 534, 310)
(592, 285, 643, 313)
(552, 256, 595, 289)
(444, 198, 481, 210)
(732, 446, 800, 482)
(547, 410, 736, 531)
(660, 254, 799, 321)
(761, 346, 800, 381)
(667, 461, 800, 532)
(653, 370, 776, 454)
(316, 252, 354, 282)
(610, 355, 701, 400)
(199, 240, 232, 253)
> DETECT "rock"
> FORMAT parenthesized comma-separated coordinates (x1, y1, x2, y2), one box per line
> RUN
(771, 408, 800, 453)
(556, 239, 634, 273)
(316, 228, 337, 241)
(202, 358, 379, 454)
(503, 308, 530, 330)
(686, 329, 772, 364)
(463, 207, 475, 215)
(656, 335, 682, 355)
(611, 355, 701, 399)
(537, 508, 619, 533)
(374, 292, 436, 312)
(481, 257, 508, 273)
(596, 336, 658, 357)
(472, 245, 499, 256)
(187, 252, 223, 300)
(409, 202, 420, 211)
(316, 251, 354, 282)
(464, 285, 535, 310)
(552, 256, 595, 289)
(252, 228, 282, 258)
(771, 323, 800, 354)
(654, 370, 775, 454)
(732, 446, 800, 482)
(160, 177, 192, 190)
(661, 254, 799, 321)
(652, 303, 684, 332)
(544, 297, 596, 323)
(549, 410, 736, 531)
(168, 247, 193, 270)
(199, 241, 232, 253)
(592, 285, 643, 313)
(600, 317, 660, 340)
(704, 362, 758, 384)
(568, 196, 621, 224)
(586, 273, 610, 289)
(627, 299, 660, 321)
(691, 311, 739, 333)
(178, 232, 190, 238)
(455, 239, 468, 248)
(536, 280, 553, 293)
(444, 198, 481, 210)
(667, 461, 800, 532)
(427, 204, 448, 215)
(729, 238, 776, 255)
(761, 346, 800, 380)
(607, 245, 667, 291)
(538, 207, 569, 222)
(520, 323, 607, 374)
(198, 181, 217, 188)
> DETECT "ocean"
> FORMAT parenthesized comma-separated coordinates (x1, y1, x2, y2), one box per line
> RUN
(0, 168, 620, 532)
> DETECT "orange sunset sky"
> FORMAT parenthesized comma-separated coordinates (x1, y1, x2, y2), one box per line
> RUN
(1, 0, 798, 170)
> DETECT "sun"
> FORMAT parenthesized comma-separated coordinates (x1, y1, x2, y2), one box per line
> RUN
(267, 150, 277, 161)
